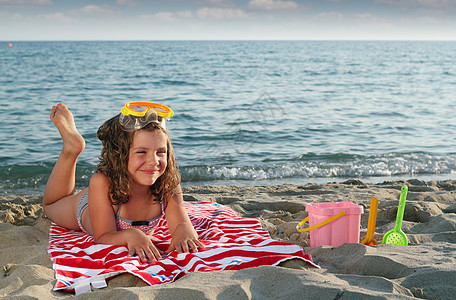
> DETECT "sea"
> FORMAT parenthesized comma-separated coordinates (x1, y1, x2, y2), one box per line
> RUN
(1, 41, 456, 196)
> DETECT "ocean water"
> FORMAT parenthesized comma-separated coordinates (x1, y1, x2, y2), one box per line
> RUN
(1, 41, 456, 195)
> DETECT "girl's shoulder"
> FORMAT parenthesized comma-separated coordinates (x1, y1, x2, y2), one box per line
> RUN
(88, 172, 115, 205)
(89, 172, 110, 188)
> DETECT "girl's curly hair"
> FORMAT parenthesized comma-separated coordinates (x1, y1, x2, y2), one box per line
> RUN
(96, 114, 180, 205)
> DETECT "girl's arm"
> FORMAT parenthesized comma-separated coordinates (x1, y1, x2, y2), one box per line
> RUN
(165, 184, 204, 253)
(88, 173, 161, 262)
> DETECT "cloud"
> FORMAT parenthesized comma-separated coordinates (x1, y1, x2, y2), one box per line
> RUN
(0, 0, 52, 4)
(313, 11, 344, 21)
(375, 0, 455, 8)
(194, 0, 238, 9)
(2, 3, 116, 26)
(2, 10, 74, 24)
(197, 0, 223, 4)
(176, 10, 193, 18)
(116, 0, 140, 6)
(151, 12, 174, 21)
(248, 0, 298, 11)
(409, 16, 439, 24)
(39, 12, 73, 22)
(196, 7, 248, 19)
(71, 5, 114, 15)
(352, 13, 382, 22)
(195, 0, 233, 6)
(0, 0, 52, 9)
(310, 11, 393, 26)
(141, 10, 193, 22)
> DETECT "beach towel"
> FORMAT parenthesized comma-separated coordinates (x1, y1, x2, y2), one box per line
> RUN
(48, 202, 318, 294)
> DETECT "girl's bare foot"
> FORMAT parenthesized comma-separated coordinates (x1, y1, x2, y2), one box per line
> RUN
(50, 103, 85, 156)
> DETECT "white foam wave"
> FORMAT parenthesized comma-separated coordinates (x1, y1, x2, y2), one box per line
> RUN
(181, 153, 456, 182)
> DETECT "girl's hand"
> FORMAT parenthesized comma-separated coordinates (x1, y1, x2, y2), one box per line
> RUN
(125, 228, 162, 263)
(166, 222, 204, 254)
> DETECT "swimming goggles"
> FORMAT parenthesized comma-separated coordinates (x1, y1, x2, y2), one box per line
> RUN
(119, 101, 174, 132)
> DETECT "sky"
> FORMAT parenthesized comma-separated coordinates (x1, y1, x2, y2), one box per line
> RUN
(1, 0, 455, 41)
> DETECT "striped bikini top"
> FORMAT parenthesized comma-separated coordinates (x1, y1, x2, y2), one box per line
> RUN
(115, 200, 164, 235)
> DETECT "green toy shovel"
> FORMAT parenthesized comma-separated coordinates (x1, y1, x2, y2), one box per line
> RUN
(382, 185, 408, 245)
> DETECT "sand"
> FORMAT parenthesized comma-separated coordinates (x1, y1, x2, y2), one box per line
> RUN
(1, 179, 455, 299)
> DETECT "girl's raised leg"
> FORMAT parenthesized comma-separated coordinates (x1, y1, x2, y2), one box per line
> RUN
(43, 103, 86, 230)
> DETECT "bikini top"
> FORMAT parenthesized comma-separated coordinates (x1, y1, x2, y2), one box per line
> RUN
(115, 200, 164, 235)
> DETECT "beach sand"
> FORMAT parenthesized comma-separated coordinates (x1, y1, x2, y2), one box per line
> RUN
(1, 179, 455, 299)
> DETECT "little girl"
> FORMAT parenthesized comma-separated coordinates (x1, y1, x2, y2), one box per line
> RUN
(43, 103, 203, 263)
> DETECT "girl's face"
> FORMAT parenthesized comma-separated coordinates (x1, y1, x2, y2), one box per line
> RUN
(128, 130, 168, 188)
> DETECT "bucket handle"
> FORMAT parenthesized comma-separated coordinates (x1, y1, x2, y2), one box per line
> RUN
(296, 211, 346, 232)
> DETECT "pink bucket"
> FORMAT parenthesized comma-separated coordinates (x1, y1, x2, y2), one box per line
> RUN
(297, 202, 363, 247)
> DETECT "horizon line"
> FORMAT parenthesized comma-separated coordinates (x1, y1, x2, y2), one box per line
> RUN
(3, 39, 456, 42)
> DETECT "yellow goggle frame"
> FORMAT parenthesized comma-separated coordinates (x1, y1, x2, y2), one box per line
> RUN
(120, 101, 174, 118)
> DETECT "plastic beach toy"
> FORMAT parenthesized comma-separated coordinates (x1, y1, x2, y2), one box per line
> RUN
(119, 101, 174, 132)
(360, 196, 379, 246)
(382, 185, 408, 246)
(296, 202, 363, 247)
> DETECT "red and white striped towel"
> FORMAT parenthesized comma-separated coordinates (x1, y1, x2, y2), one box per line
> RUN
(48, 202, 318, 294)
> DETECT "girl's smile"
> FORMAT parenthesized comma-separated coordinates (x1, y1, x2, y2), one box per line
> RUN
(141, 170, 159, 175)
(128, 130, 168, 187)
